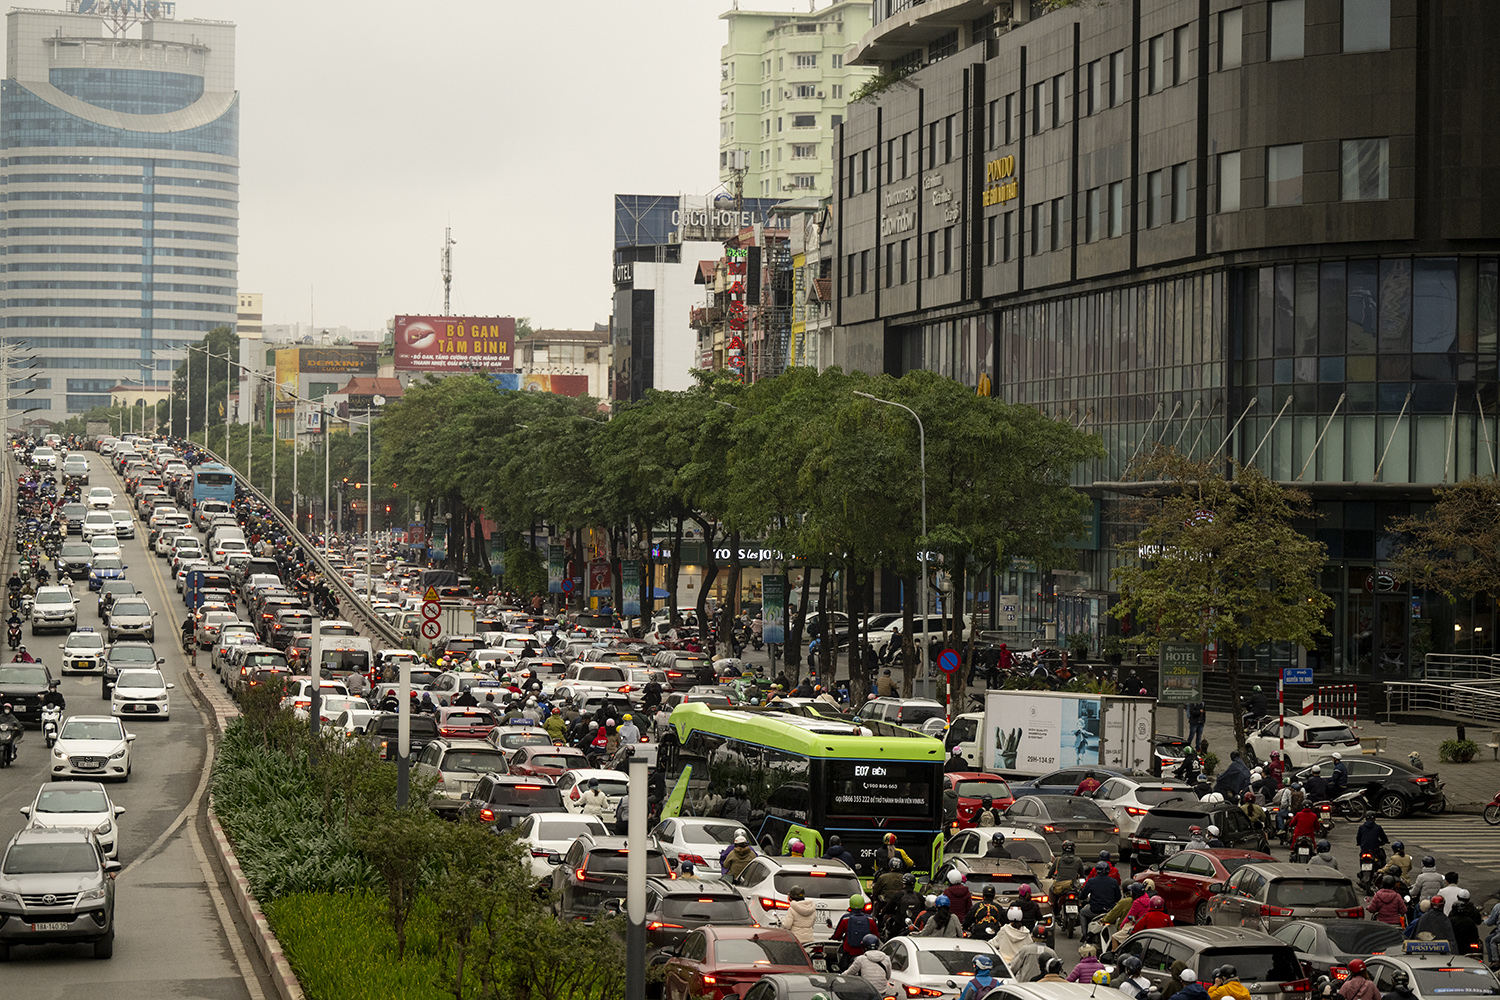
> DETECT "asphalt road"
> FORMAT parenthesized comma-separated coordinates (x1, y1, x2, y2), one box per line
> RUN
(0, 449, 272, 997)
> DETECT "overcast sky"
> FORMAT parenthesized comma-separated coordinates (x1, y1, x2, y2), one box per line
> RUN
(13, 0, 814, 333)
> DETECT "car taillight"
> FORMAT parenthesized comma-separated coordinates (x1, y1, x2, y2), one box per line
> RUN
(1336, 907, 1364, 918)
(1260, 904, 1294, 917)
(679, 854, 706, 866)
(905, 988, 943, 998)
(1041, 825, 1057, 833)
(1282, 979, 1311, 996)
(1411, 776, 1432, 784)
(1330, 967, 1350, 981)
(479, 808, 494, 821)
(701, 976, 717, 986)
(646, 921, 684, 931)
(1125, 806, 1149, 816)
(576, 867, 593, 881)
(759, 897, 791, 910)
(1033, 894, 1049, 904)
(1130, 836, 1152, 850)
(865, 901, 873, 912)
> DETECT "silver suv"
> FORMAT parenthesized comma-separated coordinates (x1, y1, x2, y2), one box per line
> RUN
(30, 586, 78, 634)
(0, 826, 119, 960)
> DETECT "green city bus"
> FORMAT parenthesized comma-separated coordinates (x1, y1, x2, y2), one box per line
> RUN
(664, 702, 945, 876)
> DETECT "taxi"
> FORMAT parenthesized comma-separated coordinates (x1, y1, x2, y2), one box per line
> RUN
(58, 626, 106, 675)
(1365, 942, 1500, 1000)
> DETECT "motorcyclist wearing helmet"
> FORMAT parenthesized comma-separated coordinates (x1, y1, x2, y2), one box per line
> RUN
(1048, 840, 1084, 892)
(1210, 965, 1252, 1000)
(1329, 752, 1350, 795)
(1368, 874, 1406, 926)
(823, 834, 855, 869)
(914, 893, 962, 938)
(1096, 848, 1121, 883)
(984, 831, 1013, 860)
(0, 701, 20, 763)
(1186, 825, 1210, 851)
(832, 894, 878, 969)
(1038, 957, 1069, 983)
(958, 954, 999, 1000)
(1381, 972, 1418, 1000)
(1080, 861, 1122, 923)
(974, 793, 1005, 827)
(1116, 956, 1154, 1000)
(39, 678, 65, 711)
(1339, 959, 1378, 1000)
(785, 836, 807, 858)
(1357, 812, 1389, 866)
(785, 885, 818, 946)
(1124, 880, 1152, 925)
(1205, 824, 1224, 848)
(1291, 799, 1321, 848)
(843, 934, 893, 992)
(943, 868, 973, 923)
(1407, 895, 1455, 944)
(964, 884, 1006, 940)
(1309, 839, 1339, 869)
(1303, 765, 1330, 802)
(883, 873, 924, 939)
(870, 856, 905, 917)
(1067, 944, 1106, 984)
(1385, 840, 1412, 881)
(1241, 791, 1267, 830)
(1135, 894, 1175, 931)
(994, 907, 1030, 966)
(1170, 969, 1210, 1000)
(1012, 882, 1042, 929)
(1411, 855, 1444, 901)
(13, 643, 35, 663)
(1008, 921, 1059, 982)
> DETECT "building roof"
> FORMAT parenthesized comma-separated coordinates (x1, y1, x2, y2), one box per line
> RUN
(696, 260, 717, 284)
(812, 278, 832, 303)
(336, 377, 405, 397)
(527, 328, 610, 344)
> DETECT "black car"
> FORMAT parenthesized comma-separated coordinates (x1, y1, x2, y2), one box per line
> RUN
(57, 540, 93, 580)
(0, 661, 55, 723)
(1271, 919, 1405, 977)
(741, 975, 881, 1000)
(548, 833, 671, 921)
(97, 580, 139, 619)
(639, 876, 754, 956)
(1009, 766, 1133, 797)
(1128, 804, 1269, 866)
(460, 773, 564, 832)
(1292, 755, 1444, 818)
(364, 712, 439, 760)
(100, 641, 164, 698)
(60, 503, 87, 535)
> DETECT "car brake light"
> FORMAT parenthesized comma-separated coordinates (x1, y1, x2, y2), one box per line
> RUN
(702, 976, 717, 985)
(1130, 837, 1152, 850)
(1125, 806, 1149, 816)
(1260, 904, 1294, 917)
(479, 808, 494, 821)
(1412, 776, 1431, 784)
(1336, 907, 1364, 919)
(1330, 967, 1349, 980)
(576, 867, 592, 881)
(809, 871, 827, 877)
(1282, 980, 1311, 995)
(646, 921, 684, 931)
(529, 850, 550, 858)
(515, 785, 542, 791)
(679, 854, 706, 866)
(759, 897, 791, 910)
(1041, 825, 1057, 833)
(905, 988, 944, 998)
(1033, 894, 1049, 904)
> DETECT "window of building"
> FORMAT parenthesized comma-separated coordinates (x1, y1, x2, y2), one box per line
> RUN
(1147, 169, 1164, 228)
(846, 255, 855, 296)
(1341, 137, 1390, 200)
(1270, 0, 1305, 61)
(778, 117, 784, 132)
(1267, 143, 1304, 206)
(900, 133, 910, 178)
(1052, 73, 1067, 128)
(778, 57, 783, 72)
(795, 84, 817, 99)
(1004, 93, 1015, 143)
(1086, 188, 1101, 242)
(926, 231, 937, 278)
(884, 243, 894, 288)
(859, 250, 869, 293)
(1089, 59, 1105, 114)
(1147, 34, 1166, 94)
(1109, 181, 1124, 237)
(944, 115, 955, 163)
(721, 62, 730, 81)
(831, 85, 843, 99)
(986, 215, 997, 265)
(795, 53, 818, 69)
(899, 239, 910, 284)
(860, 150, 870, 192)
(1343, 0, 1390, 52)
(832, 54, 844, 68)
(793, 174, 815, 189)
(1111, 51, 1126, 107)
(1002, 212, 1014, 260)
(831, 114, 842, 129)
(1218, 151, 1242, 212)
(1173, 25, 1192, 84)
(927, 121, 939, 169)
(1029, 203, 1042, 255)
(1031, 81, 1046, 135)
(1172, 162, 1190, 222)
(1050, 198, 1065, 251)
(882, 139, 893, 180)
(792, 114, 815, 128)
(1220, 8, 1244, 70)
(929, 29, 959, 63)
(985, 99, 996, 150)
(942, 227, 953, 274)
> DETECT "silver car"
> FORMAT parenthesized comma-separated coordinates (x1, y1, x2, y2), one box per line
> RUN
(105, 598, 155, 643)
(20, 781, 125, 860)
(0, 827, 119, 960)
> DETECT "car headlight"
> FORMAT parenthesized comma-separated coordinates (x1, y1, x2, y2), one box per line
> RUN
(108, 747, 126, 760)
(54, 747, 67, 759)
(0, 889, 19, 904)
(77, 885, 106, 903)
(94, 820, 112, 835)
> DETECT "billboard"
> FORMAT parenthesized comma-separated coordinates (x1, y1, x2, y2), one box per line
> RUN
(298, 347, 376, 375)
(393, 315, 515, 373)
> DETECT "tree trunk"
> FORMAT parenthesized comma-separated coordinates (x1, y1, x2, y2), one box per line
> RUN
(789, 566, 812, 674)
(666, 518, 685, 625)
(641, 518, 656, 635)
(695, 518, 719, 648)
(610, 525, 622, 616)
(722, 530, 742, 650)
(815, 567, 831, 680)
(900, 572, 916, 696)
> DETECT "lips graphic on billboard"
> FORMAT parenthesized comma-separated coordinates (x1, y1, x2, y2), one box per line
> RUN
(393, 316, 516, 373)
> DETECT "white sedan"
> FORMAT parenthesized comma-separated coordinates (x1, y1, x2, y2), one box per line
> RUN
(513, 812, 609, 881)
(1246, 714, 1362, 767)
(649, 816, 748, 879)
(883, 936, 1011, 999)
(50, 715, 135, 781)
(730, 857, 863, 937)
(111, 668, 174, 720)
(1087, 776, 1200, 839)
(21, 780, 125, 859)
(555, 768, 629, 816)
(86, 487, 115, 509)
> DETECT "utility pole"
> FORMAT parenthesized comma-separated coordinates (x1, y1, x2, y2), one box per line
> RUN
(440, 227, 457, 316)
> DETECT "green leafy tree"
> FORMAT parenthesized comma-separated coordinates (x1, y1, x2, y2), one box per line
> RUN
(1110, 449, 1334, 748)
(1387, 475, 1500, 600)
(166, 325, 238, 440)
(350, 805, 443, 959)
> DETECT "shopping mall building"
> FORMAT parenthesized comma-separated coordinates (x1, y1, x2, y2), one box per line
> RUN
(831, 0, 1500, 685)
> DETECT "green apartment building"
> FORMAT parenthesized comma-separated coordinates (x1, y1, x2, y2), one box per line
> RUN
(719, 1, 876, 200)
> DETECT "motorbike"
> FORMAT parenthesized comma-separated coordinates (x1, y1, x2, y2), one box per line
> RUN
(181, 631, 195, 654)
(1293, 836, 1315, 864)
(1056, 885, 1082, 939)
(6, 622, 19, 650)
(41, 704, 60, 748)
(1335, 787, 1375, 821)
(1482, 790, 1500, 827)
(0, 720, 19, 767)
(1357, 851, 1379, 893)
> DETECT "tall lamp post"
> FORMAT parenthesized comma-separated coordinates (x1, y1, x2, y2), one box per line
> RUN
(853, 391, 928, 680)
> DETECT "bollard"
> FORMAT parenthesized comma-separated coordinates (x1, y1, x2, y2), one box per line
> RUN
(1457, 724, 1466, 742)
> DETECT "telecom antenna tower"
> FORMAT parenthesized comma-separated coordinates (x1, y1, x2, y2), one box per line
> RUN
(441, 227, 457, 315)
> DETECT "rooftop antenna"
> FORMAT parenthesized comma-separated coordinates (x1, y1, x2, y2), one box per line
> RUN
(441, 227, 457, 316)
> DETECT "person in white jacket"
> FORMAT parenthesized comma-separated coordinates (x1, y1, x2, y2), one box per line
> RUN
(785, 885, 819, 947)
(578, 778, 610, 817)
(995, 907, 1033, 967)
(845, 936, 894, 995)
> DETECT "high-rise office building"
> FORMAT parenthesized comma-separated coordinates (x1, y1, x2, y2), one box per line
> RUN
(719, 1, 875, 200)
(1, 4, 238, 417)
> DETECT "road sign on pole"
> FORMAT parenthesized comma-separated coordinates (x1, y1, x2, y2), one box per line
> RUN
(937, 648, 961, 674)
(421, 585, 442, 645)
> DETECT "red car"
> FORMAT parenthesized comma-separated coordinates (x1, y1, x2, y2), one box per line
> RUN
(945, 771, 1017, 827)
(1147, 848, 1278, 925)
(661, 926, 814, 1000)
(436, 705, 499, 739)
(507, 744, 589, 778)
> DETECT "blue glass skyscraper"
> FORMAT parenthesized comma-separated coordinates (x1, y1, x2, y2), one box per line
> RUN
(1, 7, 238, 416)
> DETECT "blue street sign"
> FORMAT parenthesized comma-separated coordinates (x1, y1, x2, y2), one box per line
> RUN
(1281, 666, 1314, 685)
(937, 648, 961, 674)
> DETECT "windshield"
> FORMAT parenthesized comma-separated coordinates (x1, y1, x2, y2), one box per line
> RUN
(109, 646, 156, 663)
(585, 780, 629, 797)
(113, 601, 150, 616)
(35, 592, 71, 606)
(62, 544, 91, 558)
(583, 849, 669, 877)
(1039, 797, 1109, 820)
(435, 750, 506, 774)
(527, 755, 577, 770)
(36, 787, 110, 813)
(659, 895, 751, 923)
(59, 719, 124, 741)
(116, 670, 164, 688)
(1305, 726, 1356, 744)
(899, 703, 946, 723)
(771, 873, 864, 899)
(917, 947, 1010, 976)
(1266, 879, 1360, 909)
(579, 667, 627, 681)
(1322, 922, 1403, 954)
(1218, 856, 1270, 876)
(710, 937, 808, 967)
(92, 557, 123, 570)
(1134, 787, 1198, 805)
(1202, 948, 1304, 983)
(490, 785, 564, 808)
(1141, 814, 1213, 837)
(68, 634, 105, 650)
(3, 842, 100, 875)
(534, 817, 605, 840)
(955, 780, 1013, 799)
(681, 823, 744, 846)
(497, 732, 551, 750)
(1412, 970, 1500, 996)
(0, 666, 47, 685)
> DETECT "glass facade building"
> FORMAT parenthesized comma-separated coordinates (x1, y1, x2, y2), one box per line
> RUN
(1, 10, 239, 415)
(832, 0, 1500, 688)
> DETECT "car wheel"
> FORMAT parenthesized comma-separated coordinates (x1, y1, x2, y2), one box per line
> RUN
(1378, 792, 1407, 818)
(93, 932, 113, 959)
(1195, 901, 1211, 925)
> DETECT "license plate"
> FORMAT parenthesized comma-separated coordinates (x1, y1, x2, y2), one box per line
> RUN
(1165, 842, 1185, 855)
(77, 761, 101, 769)
(81, 661, 93, 669)
(1065, 905, 1079, 914)
(32, 921, 71, 931)
(1360, 862, 1373, 871)
(125, 704, 144, 712)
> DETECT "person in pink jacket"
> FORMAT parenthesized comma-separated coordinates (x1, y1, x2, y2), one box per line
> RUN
(1068, 944, 1107, 983)
(1367, 875, 1407, 926)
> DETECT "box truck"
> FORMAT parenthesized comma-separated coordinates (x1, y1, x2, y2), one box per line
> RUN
(945, 690, 1157, 776)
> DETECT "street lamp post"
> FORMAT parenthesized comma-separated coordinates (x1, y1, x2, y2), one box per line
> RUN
(854, 391, 928, 681)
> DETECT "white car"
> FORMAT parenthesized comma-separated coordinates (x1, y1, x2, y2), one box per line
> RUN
(21, 781, 126, 860)
(58, 628, 107, 675)
(210, 625, 258, 672)
(30, 585, 78, 634)
(111, 668, 174, 720)
(86, 487, 115, 510)
(297, 695, 368, 724)
(330, 708, 381, 737)
(729, 856, 863, 937)
(88, 534, 121, 559)
(1246, 714, 1363, 768)
(108, 509, 135, 539)
(512, 812, 609, 881)
(649, 816, 748, 880)
(940, 825, 1057, 884)
(1088, 776, 1200, 842)
(554, 768, 630, 817)
(81, 511, 116, 541)
(882, 936, 1010, 999)
(280, 678, 351, 714)
(50, 715, 135, 781)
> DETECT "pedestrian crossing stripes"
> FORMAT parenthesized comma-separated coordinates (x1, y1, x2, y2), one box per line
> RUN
(1380, 818, 1500, 868)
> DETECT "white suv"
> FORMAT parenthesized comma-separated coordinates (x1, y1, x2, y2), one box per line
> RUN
(30, 586, 78, 634)
(82, 511, 116, 541)
(729, 856, 864, 939)
(867, 613, 975, 657)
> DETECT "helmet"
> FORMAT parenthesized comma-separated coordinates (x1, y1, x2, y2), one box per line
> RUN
(47, 679, 58, 689)
(861, 933, 880, 949)
(884, 833, 897, 845)
(788, 839, 805, 855)
(889, 857, 902, 871)
(981, 885, 995, 899)
(623, 714, 632, 721)
(1332, 752, 1342, 761)
(951, 745, 963, 755)
(1347, 960, 1367, 976)
(1432, 895, 1446, 909)
(924, 895, 938, 908)
(1061, 840, 1076, 854)
(1032, 921, 1050, 940)
(1207, 825, 1220, 837)
(1017, 884, 1031, 897)
(1099, 850, 1111, 861)
(1093, 971, 1112, 986)
(947, 870, 963, 885)
(1310, 765, 1322, 775)
(789, 885, 805, 901)
(1129, 882, 1147, 898)
(903, 873, 917, 889)
(1094, 862, 1109, 873)
(1181, 971, 1198, 984)
(1046, 958, 1065, 975)
(1, 703, 9, 712)
(1270, 750, 1281, 760)
(849, 894, 866, 910)
(991, 832, 1006, 844)
(1006, 906, 1023, 923)
(1188, 825, 1203, 835)
(935, 895, 951, 908)
(588, 778, 599, 788)
(980, 795, 993, 807)
(1392, 974, 1410, 989)
(588, 720, 599, 730)
(1122, 956, 1143, 976)
(1217, 965, 1238, 980)
(1382, 875, 1396, 888)
(1244, 792, 1256, 804)
(974, 955, 994, 972)
(1316, 839, 1331, 853)
(605, 718, 615, 727)
(1150, 895, 1165, 911)
(1392, 841, 1405, 852)
(1459, 889, 1471, 900)
(1253, 685, 1262, 692)
(1423, 855, 1436, 868)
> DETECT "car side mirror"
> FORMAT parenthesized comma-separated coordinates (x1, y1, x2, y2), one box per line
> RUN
(19, 806, 30, 816)
(57, 644, 63, 649)
(157, 658, 165, 665)
(1207, 882, 1227, 895)
(114, 806, 126, 815)
(126, 734, 136, 742)
(167, 683, 176, 690)
(547, 852, 563, 866)
(104, 860, 122, 874)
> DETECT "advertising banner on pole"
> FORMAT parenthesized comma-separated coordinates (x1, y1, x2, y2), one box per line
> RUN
(1158, 642, 1205, 704)
(393, 315, 516, 373)
(589, 558, 611, 597)
(547, 542, 564, 594)
(762, 574, 787, 644)
(621, 559, 641, 616)
(489, 535, 504, 576)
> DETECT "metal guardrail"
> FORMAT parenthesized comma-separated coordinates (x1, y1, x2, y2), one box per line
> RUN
(1420, 653, 1500, 680)
(1384, 678, 1500, 725)
(196, 446, 408, 651)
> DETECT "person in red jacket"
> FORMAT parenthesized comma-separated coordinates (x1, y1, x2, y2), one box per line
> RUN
(1133, 896, 1174, 931)
(1291, 803, 1319, 846)
(1366, 875, 1407, 926)
(943, 869, 974, 923)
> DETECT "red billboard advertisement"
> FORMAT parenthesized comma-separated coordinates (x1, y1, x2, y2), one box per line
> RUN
(393, 315, 516, 373)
